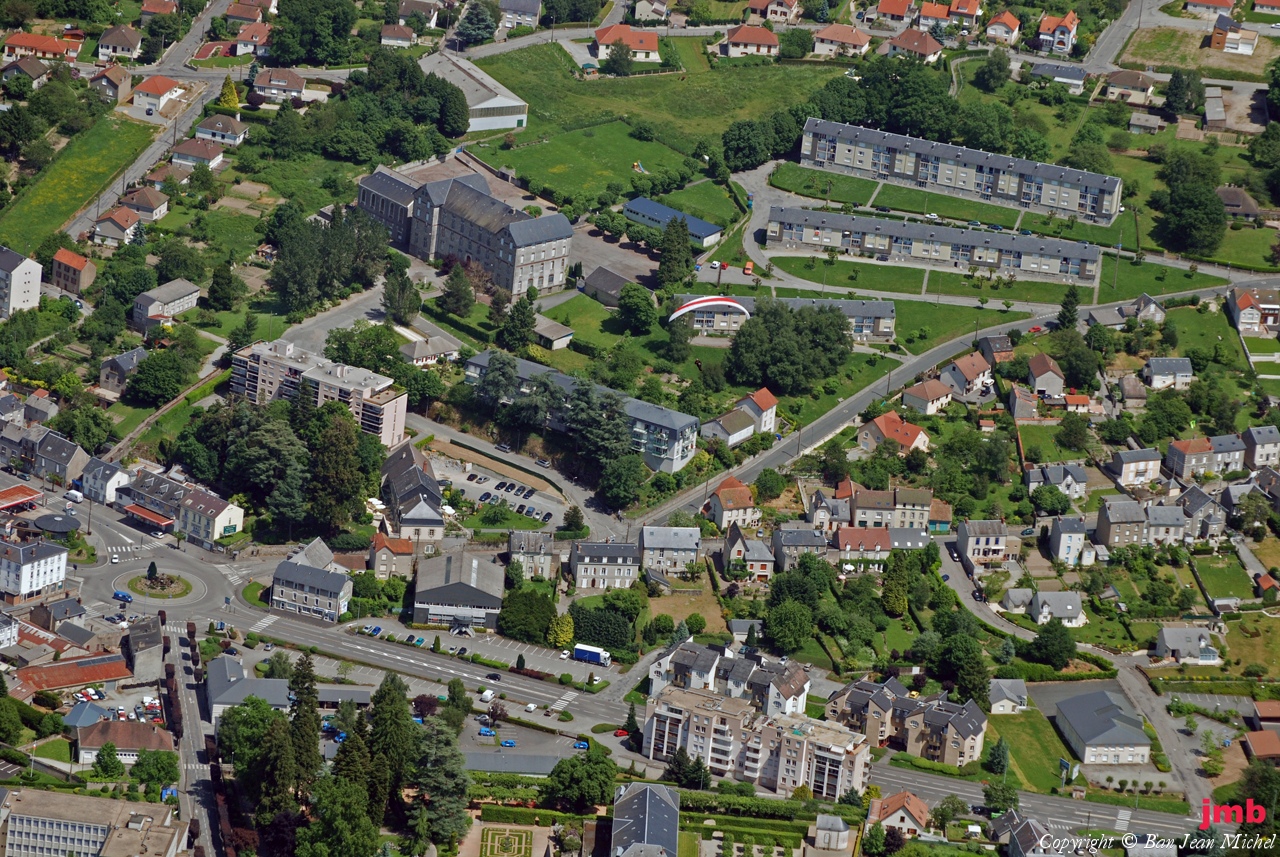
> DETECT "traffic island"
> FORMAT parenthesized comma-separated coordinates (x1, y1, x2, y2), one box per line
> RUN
(127, 573, 193, 599)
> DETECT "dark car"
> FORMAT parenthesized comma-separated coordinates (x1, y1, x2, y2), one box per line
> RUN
(486, 673, 502, 681)
(875, 205, 891, 213)
(505, 483, 518, 493)
(495, 481, 508, 491)
(523, 488, 535, 499)
(941, 574, 949, 582)
(988, 224, 1004, 231)
(457, 647, 468, 656)
(541, 512, 553, 523)
(466, 473, 478, 482)
(1019, 229, 1033, 235)
(876, 254, 889, 262)
(972, 590, 983, 601)
(516, 504, 527, 514)
(479, 492, 492, 503)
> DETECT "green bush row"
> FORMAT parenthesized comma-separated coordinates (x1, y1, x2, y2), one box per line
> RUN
(479, 806, 588, 825)
(680, 814, 810, 834)
(895, 753, 981, 777)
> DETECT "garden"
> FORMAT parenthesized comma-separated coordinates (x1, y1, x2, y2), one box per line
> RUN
(769, 163, 878, 206)
(1194, 554, 1254, 600)
(987, 707, 1080, 793)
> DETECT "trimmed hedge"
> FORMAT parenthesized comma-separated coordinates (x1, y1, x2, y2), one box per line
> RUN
(479, 806, 588, 825)
(894, 753, 982, 777)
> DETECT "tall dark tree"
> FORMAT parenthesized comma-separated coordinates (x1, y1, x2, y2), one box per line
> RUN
(369, 672, 417, 808)
(1057, 285, 1080, 331)
(382, 261, 421, 325)
(413, 717, 472, 844)
(295, 776, 380, 857)
(257, 717, 300, 825)
(617, 282, 658, 334)
(307, 411, 366, 532)
(438, 265, 475, 316)
(290, 653, 323, 797)
(498, 293, 537, 351)
(656, 217, 694, 289)
(1028, 618, 1076, 670)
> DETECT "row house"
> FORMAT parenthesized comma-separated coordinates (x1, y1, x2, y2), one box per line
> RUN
(648, 639, 812, 715)
(0, 538, 68, 603)
(1178, 485, 1227, 541)
(507, 532, 559, 580)
(772, 523, 829, 570)
(723, 523, 775, 583)
(641, 526, 701, 576)
(707, 476, 760, 531)
(0, 425, 89, 484)
(644, 686, 869, 799)
(835, 527, 930, 570)
(799, 118, 1121, 224)
(1245, 425, 1280, 471)
(1165, 435, 1247, 479)
(270, 558, 352, 624)
(570, 541, 641, 590)
(1048, 516, 1093, 567)
(826, 677, 987, 767)
(368, 533, 414, 577)
(1096, 498, 1187, 547)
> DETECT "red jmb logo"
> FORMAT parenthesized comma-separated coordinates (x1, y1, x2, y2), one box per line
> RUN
(1200, 799, 1267, 829)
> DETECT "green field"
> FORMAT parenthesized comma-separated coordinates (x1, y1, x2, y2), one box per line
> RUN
(549, 293, 618, 349)
(895, 302, 1030, 354)
(1167, 306, 1247, 369)
(770, 162, 879, 206)
(473, 120, 691, 204)
(1098, 256, 1230, 302)
(658, 181, 741, 228)
(870, 185, 1023, 229)
(989, 708, 1079, 793)
(669, 37, 711, 73)
(33, 739, 72, 763)
(1195, 555, 1253, 600)
(771, 256, 925, 294)
(1018, 423, 1086, 464)
(1201, 226, 1280, 271)
(180, 292, 290, 342)
(107, 401, 152, 437)
(476, 43, 844, 151)
(0, 118, 156, 254)
(464, 506, 545, 531)
(927, 271, 1070, 305)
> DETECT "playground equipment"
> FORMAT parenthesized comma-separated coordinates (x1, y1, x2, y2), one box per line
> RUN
(633, 162, 648, 174)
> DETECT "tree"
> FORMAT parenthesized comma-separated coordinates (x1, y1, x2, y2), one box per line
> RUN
(402, 804, 433, 857)
(439, 265, 475, 316)
(983, 781, 1019, 814)
(975, 47, 1011, 91)
(1057, 285, 1080, 330)
(369, 672, 418, 805)
(498, 293, 536, 351)
(1055, 412, 1090, 451)
(547, 613, 575, 648)
(766, 601, 813, 653)
(686, 613, 707, 634)
(156, 240, 205, 284)
(618, 283, 658, 334)
(884, 828, 905, 856)
(308, 412, 366, 532)
(777, 27, 814, 58)
(601, 39, 634, 76)
(1161, 179, 1227, 255)
(987, 737, 1009, 775)
(625, 703, 640, 735)
(498, 588, 557, 643)
(208, 263, 248, 311)
(930, 794, 969, 831)
(862, 822, 886, 857)
(563, 505, 585, 532)
(92, 741, 125, 779)
(488, 288, 511, 326)
(754, 468, 786, 502)
(722, 119, 775, 172)
(413, 717, 473, 844)
(1164, 69, 1203, 115)
(290, 653, 323, 797)
(1028, 618, 1075, 670)
(126, 350, 189, 407)
(295, 776, 380, 857)
(656, 218, 694, 289)
(456, 2, 496, 44)
(598, 454, 648, 509)
(541, 747, 617, 812)
(227, 310, 259, 353)
(665, 315, 693, 363)
(505, 558, 525, 590)
(218, 74, 240, 110)
(1030, 484, 1072, 516)
(257, 716, 300, 823)
(382, 264, 420, 325)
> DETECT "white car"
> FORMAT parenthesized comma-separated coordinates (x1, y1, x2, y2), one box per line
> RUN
(525, 703, 538, 712)
(924, 213, 940, 221)
(1272, 21, 1280, 27)
(111, 556, 119, 564)
(709, 261, 721, 269)
(559, 650, 570, 660)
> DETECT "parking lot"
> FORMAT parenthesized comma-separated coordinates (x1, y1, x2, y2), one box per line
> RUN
(1026, 679, 1125, 717)
(1168, 692, 1254, 719)
(435, 458, 565, 528)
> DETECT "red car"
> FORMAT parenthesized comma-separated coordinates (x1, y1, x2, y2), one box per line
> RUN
(1029, 326, 1043, 333)
(614, 728, 630, 737)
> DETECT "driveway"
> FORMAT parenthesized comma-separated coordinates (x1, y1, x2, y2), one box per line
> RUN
(572, 222, 658, 285)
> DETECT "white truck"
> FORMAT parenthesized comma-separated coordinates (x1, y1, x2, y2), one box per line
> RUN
(64, 490, 83, 503)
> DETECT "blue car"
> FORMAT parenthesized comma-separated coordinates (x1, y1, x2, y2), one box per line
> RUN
(500, 739, 516, 748)
(414, 637, 426, 647)
(573, 741, 590, 749)
(480, 727, 496, 737)
(370, 626, 382, 636)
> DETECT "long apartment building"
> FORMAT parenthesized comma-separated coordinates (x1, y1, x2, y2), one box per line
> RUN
(649, 638, 812, 716)
(465, 350, 699, 473)
(800, 118, 1123, 223)
(670, 294, 896, 340)
(767, 207, 1101, 283)
(231, 339, 407, 447)
(644, 686, 869, 799)
(357, 168, 573, 297)
(825, 677, 987, 767)
(0, 788, 187, 857)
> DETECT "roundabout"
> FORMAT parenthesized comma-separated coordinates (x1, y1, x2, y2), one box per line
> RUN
(126, 573, 194, 599)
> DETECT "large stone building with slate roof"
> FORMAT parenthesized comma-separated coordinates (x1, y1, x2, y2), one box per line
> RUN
(270, 557, 353, 624)
(1054, 690, 1150, 765)
(826, 676, 987, 767)
(412, 551, 504, 627)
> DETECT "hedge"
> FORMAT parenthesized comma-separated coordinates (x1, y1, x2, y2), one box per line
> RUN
(893, 753, 982, 777)
(186, 369, 233, 406)
(680, 814, 810, 834)
(479, 806, 589, 825)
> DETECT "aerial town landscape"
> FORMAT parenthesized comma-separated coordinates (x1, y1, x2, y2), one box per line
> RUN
(4, 0, 1280, 852)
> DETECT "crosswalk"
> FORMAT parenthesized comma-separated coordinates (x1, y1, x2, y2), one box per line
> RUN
(1114, 810, 1132, 831)
(105, 542, 165, 555)
(549, 691, 578, 713)
(216, 564, 243, 585)
(250, 615, 278, 633)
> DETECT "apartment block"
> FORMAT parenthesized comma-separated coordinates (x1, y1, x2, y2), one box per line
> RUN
(0, 789, 187, 857)
(0, 538, 68, 603)
(569, 541, 641, 590)
(644, 686, 869, 799)
(648, 639, 811, 715)
(0, 246, 41, 319)
(956, 519, 1009, 571)
(131, 278, 198, 331)
(800, 118, 1122, 223)
(1096, 498, 1187, 548)
(825, 677, 987, 767)
(767, 207, 1100, 283)
(231, 338, 407, 447)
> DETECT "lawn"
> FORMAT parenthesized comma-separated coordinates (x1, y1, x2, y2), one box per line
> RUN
(543, 293, 620, 349)
(476, 43, 844, 151)
(1018, 423, 1087, 464)
(771, 256, 925, 295)
(0, 118, 156, 254)
(1260, 377, 1280, 397)
(1167, 306, 1247, 369)
(1195, 554, 1254, 600)
(239, 152, 366, 215)
(33, 739, 72, 763)
(244, 581, 269, 609)
(464, 506, 545, 531)
(107, 402, 152, 437)
(988, 708, 1079, 793)
(927, 271, 1070, 305)
(1244, 335, 1280, 354)
(1097, 256, 1229, 302)
(472, 120, 692, 204)
(658, 181, 742, 228)
(1225, 614, 1280, 674)
(1082, 488, 1122, 513)
(1121, 26, 1278, 80)
(870, 185, 1023, 229)
(669, 37, 711, 73)
(180, 291, 291, 342)
(769, 162, 878, 206)
(895, 302, 1030, 354)
(1201, 226, 1280, 270)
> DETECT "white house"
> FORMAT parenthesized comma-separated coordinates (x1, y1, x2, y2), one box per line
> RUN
(737, 387, 777, 434)
(942, 352, 992, 396)
(1143, 357, 1194, 390)
(988, 678, 1028, 714)
(132, 75, 182, 113)
(1029, 591, 1086, 627)
(1025, 464, 1088, 501)
(1154, 627, 1220, 665)
(1049, 516, 1094, 566)
(901, 378, 952, 415)
(707, 476, 760, 531)
(0, 246, 42, 319)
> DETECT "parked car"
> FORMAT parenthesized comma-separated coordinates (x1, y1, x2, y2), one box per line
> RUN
(523, 488, 535, 499)
(458, 647, 468, 656)
(536, 458, 551, 468)
(573, 741, 590, 749)
(496, 443, 512, 453)
(875, 205, 891, 213)
(525, 703, 538, 712)
(525, 507, 537, 517)
(560, 650, 570, 659)
(1021, 527, 1036, 536)
(614, 728, 630, 737)
(505, 483, 518, 493)
(479, 727, 496, 736)
(710, 261, 721, 269)
(541, 512, 553, 523)
(466, 473, 478, 482)
(370, 626, 382, 636)
(479, 492, 492, 503)
(516, 504, 527, 514)
(941, 574, 949, 582)
(500, 739, 516, 747)
(495, 481, 508, 491)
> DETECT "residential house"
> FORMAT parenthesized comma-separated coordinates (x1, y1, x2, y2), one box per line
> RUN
(178, 486, 243, 550)
(989, 678, 1029, 714)
(4, 427, 90, 484)
(929, 499, 953, 534)
(859, 410, 930, 454)
(880, 29, 943, 62)
(98, 346, 149, 396)
(633, 0, 669, 18)
(594, 24, 659, 59)
(723, 522, 774, 583)
(0, 247, 41, 319)
(993, 814, 1069, 857)
(876, 0, 913, 20)
(131, 278, 199, 331)
(1, 57, 49, 90)
(1028, 61, 1087, 93)
(416, 52, 528, 131)
(381, 24, 415, 47)
(533, 314, 574, 350)
(647, 638, 811, 714)
(252, 67, 305, 102)
(1210, 434, 1247, 474)
(809, 489, 850, 533)
(1245, 425, 1280, 470)
(1154, 627, 1219, 665)
(0, 538, 68, 602)
(49, 248, 95, 296)
(1218, 186, 1261, 221)
(1038, 9, 1078, 54)
(812, 23, 870, 56)
(956, 519, 1008, 570)
(901, 378, 952, 415)
(723, 24, 779, 56)
(917, 1, 950, 30)
(0, 394, 21, 427)
(132, 75, 182, 113)
(1, 32, 77, 60)
(583, 266, 630, 307)
(97, 25, 142, 60)
(985, 9, 1020, 43)
(1026, 464, 1088, 500)
(569, 541, 641, 590)
(1049, 516, 1094, 566)
(826, 677, 987, 767)
(737, 388, 778, 435)
(144, 163, 189, 190)
(1187, 0, 1232, 10)
(123, 615, 163, 681)
(1105, 70, 1154, 104)
(412, 551, 505, 627)
(119, 187, 169, 223)
(748, 0, 802, 22)
(1178, 485, 1226, 541)
(399, 336, 460, 367)
(206, 655, 289, 726)
(1029, 591, 1085, 626)
(499, 0, 540, 28)
(1009, 385, 1038, 420)
(379, 440, 446, 547)
(1086, 293, 1166, 329)
(1055, 690, 1151, 765)
(398, 0, 439, 25)
(624, 197, 723, 248)
(29, 596, 85, 633)
(508, 532, 559, 580)
(977, 334, 1014, 366)
(708, 476, 760, 531)
(1109, 447, 1162, 487)
(235, 21, 272, 55)
(1146, 504, 1187, 544)
(611, 784, 680, 857)
(170, 138, 224, 169)
(772, 522, 829, 571)
(271, 557, 353, 624)
(641, 526, 701, 575)
(1028, 353, 1065, 396)
(88, 64, 129, 103)
(728, 619, 763, 643)
(80, 457, 129, 505)
(1096, 498, 1148, 548)
(1128, 112, 1165, 135)
(949, 0, 980, 27)
(1228, 287, 1280, 332)
(867, 792, 930, 838)
(24, 390, 57, 424)
(1143, 357, 1194, 390)
(1211, 14, 1257, 54)
(195, 114, 249, 147)
(834, 527, 892, 567)
(226, 1, 263, 23)
(942, 352, 992, 396)
(123, 467, 185, 529)
(140, 0, 179, 19)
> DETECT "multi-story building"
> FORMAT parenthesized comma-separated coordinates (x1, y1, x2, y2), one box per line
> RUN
(124, 468, 187, 530)
(80, 457, 129, 505)
(0, 425, 89, 483)
(826, 677, 987, 767)
(800, 118, 1121, 223)
(1245, 425, 1280, 471)
(369, 532, 414, 578)
(507, 531, 560, 580)
(1096, 498, 1187, 547)
(771, 522, 829, 571)
(1178, 485, 1226, 541)
(130, 278, 199, 331)
(859, 411, 930, 454)
(1048, 516, 1093, 566)
(723, 522, 775, 583)
(671, 293, 896, 340)
(232, 339, 408, 447)
(641, 526, 701, 575)
(942, 352, 993, 396)
(649, 639, 811, 714)
(1109, 447, 1162, 487)
(847, 487, 934, 529)
(178, 485, 244, 550)
(0, 790, 187, 857)
(98, 346, 149, 397)
(49, 247, 95, 296)
(406, 171, 572, 297)
(0, 245, 41, 319)
(0, 539, 68, 603)
(355, 165, 421, 246)
(707, 476, 759, 531)
(955, 519, 1009, 571)
(1025, 464, 1087, 500)
(412, 551, 504, 627)
(1038, 9, 1079, 53)
(570, 541, 641, 590)
(1211, 434, 1247, 474)
(465, 351, 699, 473)
(1228, 286, 1280, 333)
(270, 556, 353, 623)
(1143, 357, 1195, 390)
(644, 686, 869, 798)
(380, 440, 445, 548)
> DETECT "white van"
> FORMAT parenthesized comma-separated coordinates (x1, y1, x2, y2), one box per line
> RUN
(479, 690, 495, 704)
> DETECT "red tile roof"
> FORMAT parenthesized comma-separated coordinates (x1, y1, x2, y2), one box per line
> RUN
(919, 2, 949, 17)
(869, 411, 927, 448)
(382, 23, 414, 39)
(4, 33, 78, 54)
(889, 28, 943, 55)
(237, 21, 273, 42)
(1170, 437, 1213, 455)
(877, 0, 911, 16)
(1039, 10, 1079, 33)
(874, 791, 931, 828)
(1029, 352, 1064, 380)
(813, 23, 870, 45)
(53, 248, 89, 271)
(949, 0, 979, 15)
(712, 476, 755, 511)
(1246, 730, 1280, 759)
(743, 387, 779, 412)
(77, 720, 175, 752)
(726, 24, 779, 45)
(134, 75, 181, 96)
(372, 532, 413, 555)
(835, 527, 891, 552)
(988, 9, 1020, 29)
(1063, 394, 1090, 406)
(17, 653, 131, 691)
(124, 503, 173, 526)
(141, 0, 178, 12)
(97, 206, 140, 230)
(1259, 575, 1278, 591)
(594, 24, 659, 51)
(226, 2, 263, 17)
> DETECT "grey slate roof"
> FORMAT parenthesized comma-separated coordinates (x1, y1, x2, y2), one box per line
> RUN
(612, 783, 680, 857)
(571, 541, 641, 564)
(46, 597, 86, 622)
(0, 246, 29, 274)
(674, 293, 896, 320)
(415, 552, 504, 607)
(1029, 62, 1087, 82)
(500, 0, 541, 13)
(1055, 690, 1150, 747)
(0, 539, 67, 566)
(1210, 434, 1246, 454)
(360, 165, 422, 206)
(128, 616, 163, 652)
(1146, 357, 1193, 376)
(1114, 447, 1162, 464)
(1157, 626, 1212, 654)
(140, 278, 199, 306)
(771, 206, 1104, 262)
(291, 537, 337, 572)
(1002, 588, 1033, 609)
(887, 528, 930, 550)
(989, 677, 1028, 705)
(1052, 516, 1086, 535)
(773, 526, 828, 547)
(727, 619, 762, 635)
(584, 266, 630, 299)
(57, 622, 98, 648)
(1146, 505, 1186, 528)
(1103, 498, 1147, 523)
(1027, 464, 1086, 488)
(640, 526, 700, 551)
(803, 118, 1119, 191)
(507, 212, 574, 247)
(64, 701, 108, 728)
(318, 685, 373, 705)
(961, 519, 1006, 537)
(102, 346, 149, 377)
(273, 560, 350, 596)
(1030, 591, 1082, 619)
(624, 197, 723, 241)
(206, 655, 290, 708)
(1245, 425, 1280, 446)
(83, 458, 124, 488)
